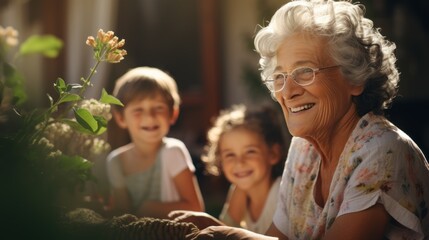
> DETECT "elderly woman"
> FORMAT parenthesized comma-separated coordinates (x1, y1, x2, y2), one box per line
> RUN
(175, 0, 429, 239)
(253, 0, 429, 239)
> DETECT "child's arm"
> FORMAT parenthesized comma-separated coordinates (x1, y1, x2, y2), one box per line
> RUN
(136, 168, 204, 218)
(219, 184, 247, 225)
(110, 187, 132, 215)
(106, 150, 133, 216)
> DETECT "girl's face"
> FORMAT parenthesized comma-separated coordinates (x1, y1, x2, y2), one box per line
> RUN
(273, 32, 363, 138)
(114, 93, 177, 145)
(219, 128, 279, 191)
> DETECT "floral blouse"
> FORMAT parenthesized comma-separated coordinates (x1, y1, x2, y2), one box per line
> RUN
(273, 113, 429, 239)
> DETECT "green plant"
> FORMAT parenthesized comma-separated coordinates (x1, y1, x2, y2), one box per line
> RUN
(0, 27, 126, 238)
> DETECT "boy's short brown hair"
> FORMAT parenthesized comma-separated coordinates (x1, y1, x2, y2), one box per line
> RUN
(112, 66, 181, 113)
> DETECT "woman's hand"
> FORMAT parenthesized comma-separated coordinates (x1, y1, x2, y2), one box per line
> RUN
(185, 226, 279, 240)
(168, 210, 224, 230)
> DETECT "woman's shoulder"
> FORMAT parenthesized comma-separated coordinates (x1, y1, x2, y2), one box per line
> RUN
(288, 137, 318, 162)
(343, 113, 427, 171)
(351, 113, 422, 153)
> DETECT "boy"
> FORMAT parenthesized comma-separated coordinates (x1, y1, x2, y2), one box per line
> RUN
(106, 66, 204, 218)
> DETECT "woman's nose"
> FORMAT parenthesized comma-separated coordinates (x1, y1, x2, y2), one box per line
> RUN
(279, 76, 302, 100)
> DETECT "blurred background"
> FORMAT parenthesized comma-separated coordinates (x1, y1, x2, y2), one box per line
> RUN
(1, 0, 429, 217)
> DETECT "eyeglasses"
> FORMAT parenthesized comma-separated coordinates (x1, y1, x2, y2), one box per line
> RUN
(263, 65, 340, 93)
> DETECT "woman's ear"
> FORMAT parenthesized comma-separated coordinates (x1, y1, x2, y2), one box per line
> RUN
(170, 107, 180, 125)
(350, 84, 364, 96)
(269, 143, 282, 165)
(112, 109, 127, 129)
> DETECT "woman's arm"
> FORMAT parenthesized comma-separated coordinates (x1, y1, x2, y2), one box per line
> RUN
(169, 210, 225, 230)
(188, 226, 279, 240)
(136, 168, 204, 218)
(265, 223, 289, 240)
(323, 203, 389, 240)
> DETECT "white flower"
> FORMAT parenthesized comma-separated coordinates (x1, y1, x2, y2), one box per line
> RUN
(80, 99, 112, 121)
(0, 25, 19, 47)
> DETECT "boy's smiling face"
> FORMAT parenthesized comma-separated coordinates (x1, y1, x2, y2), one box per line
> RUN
(115, 92, 178, 145)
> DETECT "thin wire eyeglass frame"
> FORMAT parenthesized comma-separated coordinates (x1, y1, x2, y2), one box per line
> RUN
(263, 65, 340, 93)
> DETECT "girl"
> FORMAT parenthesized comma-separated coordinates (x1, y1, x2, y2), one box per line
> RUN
(170, 104, 287, 234)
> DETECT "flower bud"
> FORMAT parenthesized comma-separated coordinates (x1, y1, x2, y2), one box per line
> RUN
(86, 36, 96, 48)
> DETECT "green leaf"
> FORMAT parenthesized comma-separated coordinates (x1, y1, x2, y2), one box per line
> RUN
(58, 93, 81, 104)
(11, 85, 27, 106)
(62, 119, 94, 135)
(73, 108, 98, 132)
(94, 125, 107, 135)
(55, 154, 94, 189)
(63, 117, 106, 135)
(100, 88, 123, 106)
(19, 35, 63, 58)
(93, 115, 108, 135)
(54, 78, 67, 94)
(58, 154, 92, 172)
(3, 62, 27, 105)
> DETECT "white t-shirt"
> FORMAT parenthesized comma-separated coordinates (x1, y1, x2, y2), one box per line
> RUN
(106, 137, 196, 207)
(274, 113, 429, 239)
(220, 177, 281, 234)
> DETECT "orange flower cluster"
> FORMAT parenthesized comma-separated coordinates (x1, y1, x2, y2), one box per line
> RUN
(86, 29, 127, 63)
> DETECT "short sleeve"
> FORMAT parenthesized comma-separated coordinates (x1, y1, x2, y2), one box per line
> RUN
(338, 129, 428, 238)
(159, 138, 197, 202)
(162, 138, 195, 178)
(106, 148, 126, 188)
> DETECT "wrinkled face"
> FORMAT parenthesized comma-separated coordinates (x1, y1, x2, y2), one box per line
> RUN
(219, 128, 278, 191)
(273, 32, 362, 138)
(115, 93, 176, 145)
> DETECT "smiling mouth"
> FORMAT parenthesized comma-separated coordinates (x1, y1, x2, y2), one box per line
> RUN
(142, 126, 159, 131)
(234, 170, 252, 178)
(289, 103, 315, 113)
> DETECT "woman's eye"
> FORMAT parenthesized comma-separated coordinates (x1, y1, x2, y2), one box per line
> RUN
(298, 67, 313, 73)
(273, 73, 284, 80)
